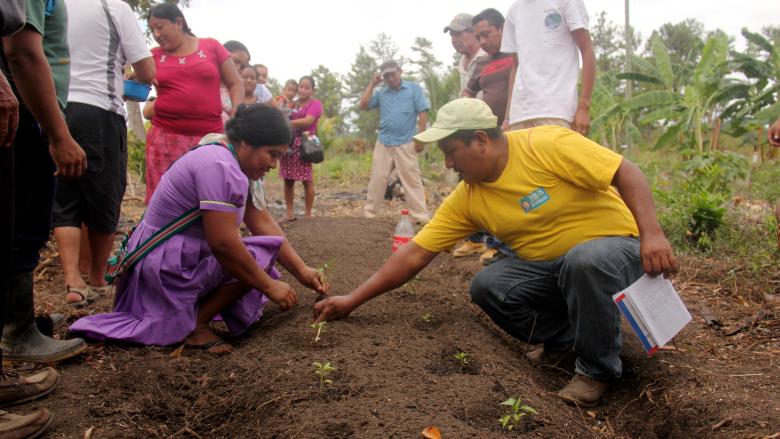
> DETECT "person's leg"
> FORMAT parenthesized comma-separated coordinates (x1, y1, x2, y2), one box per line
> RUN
(392, 142, 429, 223)
(185, 282, 250, 353)
(469, 255, 573, 349)
(82, 107, 127, 289)
(0, 140, 12, 369)
(2, 106, 86, 363)
(558, 236, 643, 382)
(52, 226, 87, 290)
(364, 141, 394, 218)
(78, 225, 90, 276)
(302, 180, 315, 217)
(283, 179, 295, 220)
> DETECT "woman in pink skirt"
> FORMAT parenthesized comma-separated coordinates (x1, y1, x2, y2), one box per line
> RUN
(144, 4, 243, 203)
(279, 76, 323, 221)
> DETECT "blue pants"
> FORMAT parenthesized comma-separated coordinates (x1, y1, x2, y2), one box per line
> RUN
(469, 237, 643, 381)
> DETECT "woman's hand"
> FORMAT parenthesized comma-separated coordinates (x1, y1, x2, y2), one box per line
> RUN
(313, 295, 357, 322)
(264, 279, 298, 311)
(296, 266, 329, 295)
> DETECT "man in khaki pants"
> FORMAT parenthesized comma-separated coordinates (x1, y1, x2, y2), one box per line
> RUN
(360, 59, 430, 223)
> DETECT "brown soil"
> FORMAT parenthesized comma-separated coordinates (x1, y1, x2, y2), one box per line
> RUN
(6, 177, 780, 438)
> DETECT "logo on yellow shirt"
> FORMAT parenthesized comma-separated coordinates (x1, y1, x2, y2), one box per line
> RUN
(519, 188, 550, 213)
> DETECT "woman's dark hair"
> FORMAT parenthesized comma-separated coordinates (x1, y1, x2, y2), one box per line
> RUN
(226, 104, 291, 147)
(223, 40, 250, 58)
(472, 8, 505, 28)
(298, 75, 316, 90)
(148, 4, 195, 36)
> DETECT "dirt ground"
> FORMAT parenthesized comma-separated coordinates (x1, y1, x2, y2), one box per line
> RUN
(7, 176, 780, 439)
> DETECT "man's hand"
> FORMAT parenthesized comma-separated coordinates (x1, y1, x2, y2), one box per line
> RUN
(572, 106, 590, 136)
(49, 136, 87, 178)
(313, 295, 356, 322)
(0, 73, 19, 148)
(768, 117, 780, 147)
(639, 233, 679, 277)
(501, 119, 510, 132)
(264, 279, 298, 311)
(372, 73, 382, 87)
(296, 266, 329, 295)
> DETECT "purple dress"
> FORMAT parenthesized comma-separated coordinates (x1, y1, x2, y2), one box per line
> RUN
(279, 98, 323, 182)
(70, 145, 282, 346)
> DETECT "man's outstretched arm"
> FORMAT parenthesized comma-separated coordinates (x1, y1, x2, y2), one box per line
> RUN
(313, 242, 438, 322)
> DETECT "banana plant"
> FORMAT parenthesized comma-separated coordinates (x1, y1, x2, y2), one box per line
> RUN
(618, 34, 750, 152)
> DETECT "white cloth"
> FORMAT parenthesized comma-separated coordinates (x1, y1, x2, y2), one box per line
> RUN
(457, 48, 487, 94)
(500, 0, 589, 124)
(65, 0, 151, 118)
(254, 83, 273, 103)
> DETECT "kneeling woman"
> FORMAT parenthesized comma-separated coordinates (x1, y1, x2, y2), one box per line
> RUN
(70, 105, 327, 353)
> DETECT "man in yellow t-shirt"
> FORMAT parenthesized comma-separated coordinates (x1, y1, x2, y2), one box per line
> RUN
(314, 98, 678, 407)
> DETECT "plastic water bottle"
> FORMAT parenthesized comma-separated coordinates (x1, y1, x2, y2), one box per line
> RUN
(392, 209, 415, 253)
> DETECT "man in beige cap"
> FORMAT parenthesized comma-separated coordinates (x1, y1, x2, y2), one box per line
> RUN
(444, 13, 486, 94)
(315, 98, 678, 407)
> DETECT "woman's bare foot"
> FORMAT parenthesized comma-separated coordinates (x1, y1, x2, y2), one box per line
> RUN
(184, 324, 233, 355)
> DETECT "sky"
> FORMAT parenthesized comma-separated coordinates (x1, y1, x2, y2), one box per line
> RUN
(170, 0, 778, 84)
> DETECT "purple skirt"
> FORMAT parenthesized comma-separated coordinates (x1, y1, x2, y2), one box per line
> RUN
(70, 221, 283, 346)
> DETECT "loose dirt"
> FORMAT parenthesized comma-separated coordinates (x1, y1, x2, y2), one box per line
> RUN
(8, 178, 780, 438)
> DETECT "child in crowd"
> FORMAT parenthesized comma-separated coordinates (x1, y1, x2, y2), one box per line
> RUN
(275, 79, 298, 118)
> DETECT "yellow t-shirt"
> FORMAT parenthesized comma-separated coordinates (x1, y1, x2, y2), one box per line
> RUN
(413, 126, 639, 260)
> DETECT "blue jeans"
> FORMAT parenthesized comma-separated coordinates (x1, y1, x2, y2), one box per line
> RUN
(466, 232, 514, 257)
(469, 236, 643, 381)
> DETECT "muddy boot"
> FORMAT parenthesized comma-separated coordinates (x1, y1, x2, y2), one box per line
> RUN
(0, 408, 52, 438)
(1, 272, 86, 363)
(0, 368, 60, 407)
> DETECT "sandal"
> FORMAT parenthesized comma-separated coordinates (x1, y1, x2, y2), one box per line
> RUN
(65, 285, 99, 308)
(184, 339, 233, 356)
(88, 284, 113, 299)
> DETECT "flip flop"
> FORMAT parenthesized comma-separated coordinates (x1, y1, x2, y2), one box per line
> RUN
(65, 285, 99, 308)
(184, 339, 233, 355)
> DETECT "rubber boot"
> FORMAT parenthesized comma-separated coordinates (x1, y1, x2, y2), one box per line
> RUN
(1, 272, 86, 363)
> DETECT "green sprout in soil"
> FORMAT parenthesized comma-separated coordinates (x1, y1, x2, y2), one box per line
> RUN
(453, 352, 470, 368)
(309, 321, 327, 343)
(313, 361, 336, 391)
(421, 313, 432, 323)
(499, 397, 537, 431)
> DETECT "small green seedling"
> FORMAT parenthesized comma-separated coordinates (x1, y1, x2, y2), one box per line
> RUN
(313, 361, 336, 391)
(498, 397, 537, 431)
(421, 313, 432, 323)
(309, 321, 327, 343)
(453, 352, 470, 368)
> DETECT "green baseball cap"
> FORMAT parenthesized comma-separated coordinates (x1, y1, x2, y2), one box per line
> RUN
(413, 98, 498, 144)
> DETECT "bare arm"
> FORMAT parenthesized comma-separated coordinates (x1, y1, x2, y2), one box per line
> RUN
(219, 59, 243, 117)
(130, 57, 155, 84)
(0, 71, 19, 147)
(203, 210, 297, 310)
(611, 159, 678, 276)
(2, 27, 86, 177)
(313, 242, 438, 321)
(572, 28, 595, 136)
(502, 54, 517, 131)
(243, 204, 327, 294)
(289, 115, 315, 129)
(359, 73, 382, 110)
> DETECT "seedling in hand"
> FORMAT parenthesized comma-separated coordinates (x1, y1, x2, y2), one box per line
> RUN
(313, 361, 336, 391)
(498, 397, 537, 431)
(309, 321, 327, 343)
(453, 352, 470, 368)
(316, 261, 331, 284)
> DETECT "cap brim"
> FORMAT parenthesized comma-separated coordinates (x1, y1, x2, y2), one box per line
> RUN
(413, 127, 456, 144)
(381, 68, 397, 75)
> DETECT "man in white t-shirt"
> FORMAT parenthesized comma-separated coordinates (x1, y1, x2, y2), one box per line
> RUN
(54, 0, 154, 308)
(500, 0, 595, 135)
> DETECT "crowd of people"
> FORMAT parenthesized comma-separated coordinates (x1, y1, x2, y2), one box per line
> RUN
(0, 0, 778, 437)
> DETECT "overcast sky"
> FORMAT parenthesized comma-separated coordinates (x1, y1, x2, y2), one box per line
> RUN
(173, 0, 778, 84)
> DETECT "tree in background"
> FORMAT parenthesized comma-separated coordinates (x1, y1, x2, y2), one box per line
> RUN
(125, 0, 189, 16)
(310, 65, 346, 149)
